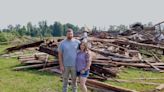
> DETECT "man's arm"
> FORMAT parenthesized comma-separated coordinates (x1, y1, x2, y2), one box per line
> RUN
(58, 42, 64, 72)
(58, 50, 64, 72)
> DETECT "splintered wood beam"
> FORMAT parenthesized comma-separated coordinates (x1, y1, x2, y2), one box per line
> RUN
(38, 45, 58, 56)
(117, 39, 164, 50)
(90, 48, 131, 59)
(19, 58, 36, 62)
(22, 60, 44, 64)
(86, 79, 137, 92)
(108, 78, 160, 86)
(92, 60, 164, 69)
(130, 78, 164, 80)
(6, 40, 44, 52)
(90, 39, 128, 50)
(144, 60, 164, 73)
(45, 67, 136, 92)
(90, 38, 164, 50)
(97, 56, 141, 63)
(151, 52, 162, 62)
(144, 60, 161, 71)
(155, 84, 164, 91)
(18, 56, 35, 59)
(38, 66, 59, 72)
(13, 61, 59, 71)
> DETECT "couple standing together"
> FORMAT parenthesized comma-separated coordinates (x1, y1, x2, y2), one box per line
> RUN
(58, 28, 92, 92)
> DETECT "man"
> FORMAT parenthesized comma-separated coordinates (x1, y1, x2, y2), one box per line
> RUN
(80, 27, 92, 48)
(58, 28, 80, 92)
(80, 27, 89, 43)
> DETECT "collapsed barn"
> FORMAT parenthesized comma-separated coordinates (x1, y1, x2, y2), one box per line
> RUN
(3, 21, 164, 92)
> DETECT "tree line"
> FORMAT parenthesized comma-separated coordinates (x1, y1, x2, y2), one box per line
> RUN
(0, 21, 79, 37)
(1, 21, 158, 43)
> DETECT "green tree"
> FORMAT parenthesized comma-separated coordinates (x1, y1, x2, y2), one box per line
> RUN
(38, 21, 51, 37)
(50, 22, 63, 37)
(26, 22, 33, 36)
(65, 23, 79, 32)
(116, 24, 128, 32)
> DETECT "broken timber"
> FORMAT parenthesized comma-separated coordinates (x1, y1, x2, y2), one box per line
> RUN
(155, 84, 164, 91)
(90, 38, 164, 50)
(92, 60, 164, 69)
(43, 67, 136, 92)
(38, 45, 58, 56)
(13, 61, 59, 71)
(6, 40, 44, 52)
(86, 79, 137, 92)
(97, 56, 141, 63)
(90, 48, 131, 59)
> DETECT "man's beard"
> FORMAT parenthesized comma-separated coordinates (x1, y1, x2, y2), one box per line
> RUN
(67, 36, 73, 40)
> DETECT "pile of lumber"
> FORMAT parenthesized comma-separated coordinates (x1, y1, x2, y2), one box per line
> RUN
(6, 40, 44, 53)
(13, 53, 136, 92)
(11, 37, 164, 92)
(89, 38, 164, 73)
(35, 37, 164, 74)
(10, 22, 164, 91)
(13, 53, 59, 71)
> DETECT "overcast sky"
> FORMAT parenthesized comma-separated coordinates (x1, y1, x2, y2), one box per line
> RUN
(0, 0, 164, 29)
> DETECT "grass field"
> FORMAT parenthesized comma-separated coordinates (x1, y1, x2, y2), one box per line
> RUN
(106, 68, 164, 92)
(0, 45, 164, 92)
(0, 57, 63, 92)
(0, 45, 63, 92)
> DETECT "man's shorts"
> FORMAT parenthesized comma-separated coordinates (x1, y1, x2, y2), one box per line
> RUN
(77, 70, 90, 77)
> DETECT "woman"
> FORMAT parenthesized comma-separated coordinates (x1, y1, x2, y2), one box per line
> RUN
(76, 42, 92, 92)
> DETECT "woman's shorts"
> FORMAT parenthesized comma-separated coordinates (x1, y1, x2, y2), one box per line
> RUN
(77, 70, 90, 77)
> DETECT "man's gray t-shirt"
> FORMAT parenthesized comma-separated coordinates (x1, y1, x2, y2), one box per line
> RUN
(58, 38, 80, 66)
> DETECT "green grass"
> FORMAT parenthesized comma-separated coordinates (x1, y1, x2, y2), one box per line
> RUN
(0, 57, 63, 92)
(0, 45, 80, 92)
(0, 45, 10, 54)
(106, 67, 164, 92)
(1, 45, 164, 92)
(0, 45, 63, 92)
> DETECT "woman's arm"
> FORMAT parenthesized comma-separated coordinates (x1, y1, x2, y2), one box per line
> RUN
(84, 51, 92, 71)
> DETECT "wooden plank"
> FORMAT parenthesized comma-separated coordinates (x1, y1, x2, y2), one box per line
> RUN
(144, 60, 164, 72)
(38, 66, 59, 71)
(22, 60, 44, 64)
(86, 79, 137, 92)
(92, 60, 164, 69)
(118, 39, 164, 50)
(90, 48, 131, 59)
(90, 38, 164, 50)
(108, 78, 160, 86)
(151, 52, 162, 62)
(39, 63, 136, 92)
(87, 86, 113, 92)
(19, 58, 36, 62)
(6, 40, 44, 52)
(18, 56, 35, 59)
(155, 84, 164, 91)
(90, 65, 117, 77)
(49, 68, 62, 74)
(13, 61, 58, 71)
(43, 54, 49, 68)
(98, 56, 141, 63)
(130, 78, 164, 80)
(38, 45, 58, 56)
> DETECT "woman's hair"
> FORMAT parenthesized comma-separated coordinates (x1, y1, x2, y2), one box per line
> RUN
(79, 42, 89, 52)
(79, 42, 91, 61)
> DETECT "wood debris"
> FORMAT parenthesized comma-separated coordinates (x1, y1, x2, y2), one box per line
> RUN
(10, 21, 164, 92)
